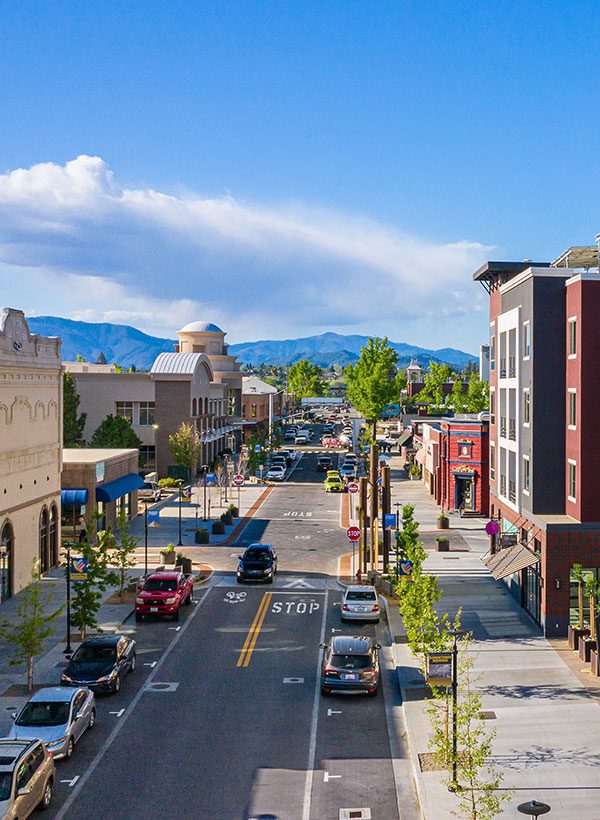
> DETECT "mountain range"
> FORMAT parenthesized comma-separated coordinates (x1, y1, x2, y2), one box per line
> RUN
(27, 317, 476, 370)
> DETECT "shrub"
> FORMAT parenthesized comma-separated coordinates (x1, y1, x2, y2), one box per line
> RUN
(161, 543, 175, 554)
(220, 512, 233, 525)
(194, 528, 209, 544)
(409, 464, 420, 477)
(158, 477, 180, 489)
(227, 504, 239, 517)
(212, 521, 225, 535)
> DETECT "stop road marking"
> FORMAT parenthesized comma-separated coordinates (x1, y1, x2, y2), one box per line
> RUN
(271, 600, 320, 614)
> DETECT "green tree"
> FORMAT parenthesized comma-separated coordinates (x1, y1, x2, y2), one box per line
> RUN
(113, 510, 140, 602)
(90, 415, 143, 449)
(63, 373, 87, 447)
(448, 378, 468, 412)
(75, 354, 86, 362)
(417, 362, 454, 408)
(344, 338, 404, 439)
(96, 351, 107, 364)
(70, 526, 119, 639)
(288, 359, 326, 398)
(0, 561, 63, 691)
(168, 422, 201, 481)
(465, 372, 489, 413)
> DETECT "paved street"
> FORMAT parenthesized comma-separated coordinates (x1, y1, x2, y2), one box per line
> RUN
(49, 442, 419, 820)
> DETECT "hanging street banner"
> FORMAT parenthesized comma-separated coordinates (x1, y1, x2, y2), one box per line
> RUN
(148, 510, 160, 527)
(384, 513, 396, 530)
(70, 556, 88, 581)
(205, 473, 217, 486)
(398, 560, 413, 577)
(427, 652, 452, 687)
(181, 486, 192, 502)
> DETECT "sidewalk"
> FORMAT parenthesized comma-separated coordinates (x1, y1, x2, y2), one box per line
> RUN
(388, 470, 600, 819)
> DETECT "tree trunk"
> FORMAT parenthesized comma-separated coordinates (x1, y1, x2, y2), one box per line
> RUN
(592, 595, 597, 640)
(369, 443, 379, 572)
(578, 581, 585, 629)
(120, 568, 125, 603)
(27, 656, 33, 692)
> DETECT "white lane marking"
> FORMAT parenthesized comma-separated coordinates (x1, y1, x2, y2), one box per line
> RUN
(168, 626, 181, 631)
(324, 771, 341, 782)
(283, 579, 315, 589)
(327, 709, 342, 716)
(283, 677, 305, 683)
(109, 709, 125, 717)
(60, 776, 80, 787)
(55, 587, 212, 820)
(144, 661, 157, 668)
(271, 601, 320, 614)
(294, 535, 311, 540)
(302, 588, 329, 820)
(282, 510, 313, 518)
(331, 628, 342, 633)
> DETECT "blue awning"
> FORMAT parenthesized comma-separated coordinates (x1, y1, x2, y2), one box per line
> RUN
(61, 489, 89, 507)
(95, 473, 145, 503)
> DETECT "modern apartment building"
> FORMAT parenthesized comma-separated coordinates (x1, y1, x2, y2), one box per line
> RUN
(0, 308, 62, 600)
(474, 241, 600, 636)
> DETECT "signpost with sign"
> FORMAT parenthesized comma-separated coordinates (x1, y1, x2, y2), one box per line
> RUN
(148, 510, 160, 527)
(70, 556, 88, 581)
(347, 482, 359, 494)
(233, 474, 244, 507)
(384, 513, 396, 530)
(181, 486, 192, 503)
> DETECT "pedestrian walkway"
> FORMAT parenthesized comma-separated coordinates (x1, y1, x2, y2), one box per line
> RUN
(387, 468, 600, 819)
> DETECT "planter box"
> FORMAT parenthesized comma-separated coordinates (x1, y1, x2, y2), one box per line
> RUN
(177, 557, 193, 574)
(195, 530, 209, 544)
(568, 625, 587, 651)
(579, 637, 594, 663)
(436, 538, 450, 552)
(591, 649, 599, 676)
(161, 552, 176, 565)
(437, 518, 450, 530)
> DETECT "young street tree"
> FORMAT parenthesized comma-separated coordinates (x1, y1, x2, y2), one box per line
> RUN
(113, 510, 140, 602)
(168, 421, 201, 481)
(90, 415, 143, 449)
(0, 561, 63, 691)
(63, 372, 87, 447)
(287, 359, 326, 398)
(344, 338, 405, 439)
(70, 527, 119, 639)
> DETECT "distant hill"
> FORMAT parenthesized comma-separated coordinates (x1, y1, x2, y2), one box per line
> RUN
(229, 332, 476, 369)
(26, 317, 476, 370)
(27, 316, 175, 370)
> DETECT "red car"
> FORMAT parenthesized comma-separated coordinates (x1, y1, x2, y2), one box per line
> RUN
(135, 571, 193, 622)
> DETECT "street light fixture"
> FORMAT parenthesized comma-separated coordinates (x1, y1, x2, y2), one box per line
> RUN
(395, 501, 401, 578)
(447, 627, 463, 792)
(517, 801, 551, 819)
(177, 480, 183, 547)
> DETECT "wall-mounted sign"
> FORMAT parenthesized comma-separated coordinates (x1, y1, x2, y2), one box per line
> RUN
(95, 461, 105, 483)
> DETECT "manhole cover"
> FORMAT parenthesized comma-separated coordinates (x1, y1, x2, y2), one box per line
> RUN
(144, 681, 180, 693)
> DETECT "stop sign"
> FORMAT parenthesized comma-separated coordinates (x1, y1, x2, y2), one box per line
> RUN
(233, 474, 244, 487)
(346, 526, 361, 542)
(347, 481, 359, 494)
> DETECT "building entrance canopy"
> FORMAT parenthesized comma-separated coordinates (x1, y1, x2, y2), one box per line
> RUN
(95, 473, 145, 503)
(485, 544, 539, 580)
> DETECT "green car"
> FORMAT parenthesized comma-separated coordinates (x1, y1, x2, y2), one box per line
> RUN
(324, 474, 345, 493)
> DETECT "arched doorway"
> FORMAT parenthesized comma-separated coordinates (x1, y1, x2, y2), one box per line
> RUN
(39, 507, 49, 573)
(0, 522, 13, 602)
(49, 505, 58, 567)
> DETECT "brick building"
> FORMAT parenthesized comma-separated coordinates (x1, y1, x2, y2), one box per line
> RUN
(474, 240, 600, 636)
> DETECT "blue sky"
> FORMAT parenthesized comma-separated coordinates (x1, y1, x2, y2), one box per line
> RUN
(0, 1, 598, 352)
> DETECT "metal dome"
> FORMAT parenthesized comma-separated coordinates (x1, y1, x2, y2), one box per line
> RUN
(178, 321, 223, 334)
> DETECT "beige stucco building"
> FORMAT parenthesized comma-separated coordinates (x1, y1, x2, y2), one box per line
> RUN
(0, 308, 62, 601)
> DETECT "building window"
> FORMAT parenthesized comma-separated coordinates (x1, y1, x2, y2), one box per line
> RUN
(0, 521, 13, 603)
(568, 318, 577, 357)
(116, 401, 134, 423)
(251, 404, 257, 418)
(228, 389, 236, 416)
(523, 390, 530, 425)
(490, 324, 496, 371)
(139, 446, 156, 470)
(523, 321, 531, 358)
(490, 444, 496, 480)
(568, 460, 577, 501)
(139, 401, 155, 426)
(523, 456, 530, 494)
(568, 389, 577, 428)
(490, 389, 495, 424)
(39, 508, 49, 573)
(457, 441, 472, 458)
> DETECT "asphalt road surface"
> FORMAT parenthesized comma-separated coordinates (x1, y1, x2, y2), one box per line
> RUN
(51, 424, 419, 820)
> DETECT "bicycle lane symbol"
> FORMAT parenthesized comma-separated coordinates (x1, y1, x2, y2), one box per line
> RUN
(223, 591, 247, 604)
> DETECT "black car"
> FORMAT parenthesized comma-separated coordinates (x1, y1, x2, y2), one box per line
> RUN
(320, 635, 380, 696)
(317, 456, 334, 472)
(237, 543, 278, 584)
(61, 635, 136, 694)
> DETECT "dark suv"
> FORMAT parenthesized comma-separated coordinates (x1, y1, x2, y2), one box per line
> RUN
(320, 635, 380, 696)
(237, 544, 278, 584)
(317, 456, 334, 472)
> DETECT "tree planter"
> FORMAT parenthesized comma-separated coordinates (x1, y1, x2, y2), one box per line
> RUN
(568, 625, 587, 651)
(176, 555, 193, 574)
(212, 521, 225, 535)
(579, 636, 594, 663)
(194, 529, 209, 544)
(437, 516, 449, 530)
(436, 537, 450, 552)
(161, 550, 176, 565)
(220, 513, 233, 526)
(590, 648, 599, 676)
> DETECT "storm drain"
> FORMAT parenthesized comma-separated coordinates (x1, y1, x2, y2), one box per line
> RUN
(339, 810, 371, 820)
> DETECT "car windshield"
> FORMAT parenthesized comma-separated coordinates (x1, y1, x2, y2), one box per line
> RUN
(244, 550, 270, 562)
(16, 701, 71, 727)
(347, 591, 377, 601)
(0, 773, 11, 801)
(72, 645, 116, 663)
(331, 654, 372, 669)
(144, 578, 177, 592)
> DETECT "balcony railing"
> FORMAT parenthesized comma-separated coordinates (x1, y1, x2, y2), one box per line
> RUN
(509, 479, 516, 502)
(509, 420, 516, 441)
(500, 417, 507, 438)
(500, 476, 507, 496)
(509, 357, 516, 377)
(500, 359, 507, 378)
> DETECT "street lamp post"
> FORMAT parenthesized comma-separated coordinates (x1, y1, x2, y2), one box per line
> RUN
(177, 481, 183, 547)
(143, 500, 149, 577)
(395, 501, 401, 578)
(517, 801, 551, 819)
(448, 628, 463, 792)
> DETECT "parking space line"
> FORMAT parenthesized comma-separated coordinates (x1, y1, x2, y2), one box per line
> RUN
(236, 592, 272, 668)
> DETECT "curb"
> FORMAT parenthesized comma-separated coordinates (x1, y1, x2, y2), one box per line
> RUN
(222, 485, 274, 545)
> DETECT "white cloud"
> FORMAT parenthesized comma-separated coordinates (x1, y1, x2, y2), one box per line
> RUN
(0, 155, 492, 345)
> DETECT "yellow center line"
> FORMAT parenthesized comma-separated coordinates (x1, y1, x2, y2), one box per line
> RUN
(236, 592, 272, 668)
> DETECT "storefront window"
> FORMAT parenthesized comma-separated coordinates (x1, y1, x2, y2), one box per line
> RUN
(39, 508, 49, 573)
(569, 567, 599, 626)
(0, 522, 13, 603)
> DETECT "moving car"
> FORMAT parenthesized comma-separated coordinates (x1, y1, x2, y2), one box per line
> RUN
(294, 432, 310, 445)
(266, 465, 286, 481)
(339, 464, 356, 479)
(273, 450, 292, 466)
(320, 635, 380, 696)
(0, 738, 54, 817)
(8, 687, 95, 760)
(135, 570, 193, 622)
(237, 544, 278, 583)
(324, 473, 344, 493)
(341, 585, 380, 623)
(61, 635, 137, 694)
(317, 456, 334, 472)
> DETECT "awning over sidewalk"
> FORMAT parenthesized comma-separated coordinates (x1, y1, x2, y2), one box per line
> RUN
(484, 544, 540, 580)
(414, 447, 427, 465)
(95, 473, 145, 503)
(397, 430, 412, 447)
(61, 489, 88, 506)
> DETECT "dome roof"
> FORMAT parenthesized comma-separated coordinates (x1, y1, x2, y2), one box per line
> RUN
(150, 352, 213, 378)
(178, 321, 223, 334)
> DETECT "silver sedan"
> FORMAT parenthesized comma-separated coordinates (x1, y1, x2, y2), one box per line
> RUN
(340, 585, 381, 623)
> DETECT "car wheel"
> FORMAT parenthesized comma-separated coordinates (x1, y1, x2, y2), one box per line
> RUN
(66, 736, 75, 759)
(88, 708, 96, 729)
(185, 594, 192, 606)
(236, 578, 243, 584)
(268, 577, 274, 584)
(129, 653, 137, 673)
(135, 612, 143, 622)
(113, 674, 121, 694)
(173, 607, 180, 622)
(39, 777, 53, 811)
(320, 686, 330, 696)
(367, 688, 378, 697)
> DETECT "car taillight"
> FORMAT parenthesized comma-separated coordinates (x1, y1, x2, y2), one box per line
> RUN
(371, 604, 380, 612)
(342, 604, 350, 611)
(324, 668, 339, 678)
(361, 669, 376, 679)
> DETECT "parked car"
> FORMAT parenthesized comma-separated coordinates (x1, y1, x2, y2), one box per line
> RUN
(8, 687, 95, 760)
(294, 433, 310, 445)
(61, 635, 137, 694)
(284, 430, 296, 441)
(317, 456, 334, 472)
(320, 635, 380, 696)
(135, 570, 193, 622)
(266, 465, 286, 481)
(341, 585, 380, 623)
(339, 464, 356, 479)
(273, 450, 292, 466)
(0, 738, 55, 816)
(237, 544, 278, 583)
(324, 474, 345, 493)
(138, 480, 161, 502)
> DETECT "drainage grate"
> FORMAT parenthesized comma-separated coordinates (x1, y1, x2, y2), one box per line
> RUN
(339, 810, 371, 820)
(442, 556, 460, 560)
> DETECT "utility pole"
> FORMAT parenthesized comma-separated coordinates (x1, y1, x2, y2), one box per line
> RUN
(369, 442, 379, 573)
(359, 476, 368, 577)
(381, 464, 391, 569)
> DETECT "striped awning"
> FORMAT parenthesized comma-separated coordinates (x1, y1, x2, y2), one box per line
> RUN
(484, 545, 540, 580)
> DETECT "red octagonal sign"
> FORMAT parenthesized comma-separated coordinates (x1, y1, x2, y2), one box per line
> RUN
(346, 526, 361, 542)
(347, 481, 359, 494)
(233, 474, 245, 487)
